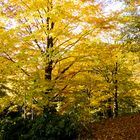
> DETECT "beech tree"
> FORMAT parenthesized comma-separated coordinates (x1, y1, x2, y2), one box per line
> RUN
(0, 0, 139, 119)
(0, 0, 114, 116)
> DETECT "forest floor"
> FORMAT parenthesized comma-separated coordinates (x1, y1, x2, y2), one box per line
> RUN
(90, 113, 140, 140)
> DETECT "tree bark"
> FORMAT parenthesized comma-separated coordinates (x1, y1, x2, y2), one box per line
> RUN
(106, 98, 113, 118)
(45, 15, 54, 81)
(44, 4, 55, 97)
(45, 35, 53, 81)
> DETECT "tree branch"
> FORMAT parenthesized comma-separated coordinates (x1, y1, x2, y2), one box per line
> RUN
(3, 52, 30, 76)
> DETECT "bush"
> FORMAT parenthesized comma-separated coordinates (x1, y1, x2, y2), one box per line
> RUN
(0, 117, 32, 140)
(24, 112, 80, 140)
(0, 110, 83, 140)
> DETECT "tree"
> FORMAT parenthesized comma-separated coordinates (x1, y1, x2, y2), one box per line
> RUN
(0, 0, 139, 121)
(0, 0, 114, 117)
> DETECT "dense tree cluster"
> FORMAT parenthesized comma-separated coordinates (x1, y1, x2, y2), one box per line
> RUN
(0, 0, 139, 139)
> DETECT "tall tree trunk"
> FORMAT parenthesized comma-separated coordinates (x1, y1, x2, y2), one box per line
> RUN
(45, 0, 54, 80)
(44, 13, 54, 94)
(44, 3, 55, 107)
(45, 13, 54, 78)
(106, 98, 113, 118)
(42, 2, 57, 114)
(114, 62, 118, 117)
(45, 35, 53, 81)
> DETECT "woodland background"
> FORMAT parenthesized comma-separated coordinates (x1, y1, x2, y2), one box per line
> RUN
(0, 0, 140, 139)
